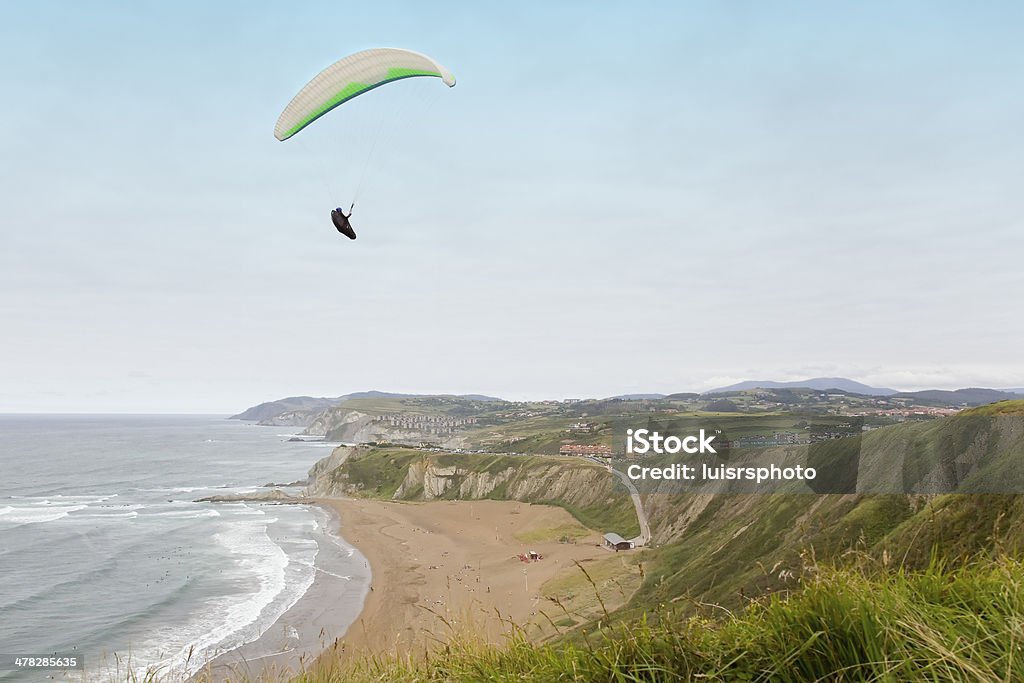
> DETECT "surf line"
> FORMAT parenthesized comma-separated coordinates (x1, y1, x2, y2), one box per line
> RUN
(314, 566, 352, 581)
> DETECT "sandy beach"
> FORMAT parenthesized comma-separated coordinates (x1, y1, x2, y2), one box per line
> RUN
(316, 498, 616, 659)
(196, 497, 630, 680)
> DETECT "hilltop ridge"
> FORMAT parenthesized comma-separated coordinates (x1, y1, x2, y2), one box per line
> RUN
(232, 380, 1023, 430)
(707, 376, 898, 395)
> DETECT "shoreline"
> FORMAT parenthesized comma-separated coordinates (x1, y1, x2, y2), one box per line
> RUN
(193, 503, 371, 682)
(197, 497, 619, 680)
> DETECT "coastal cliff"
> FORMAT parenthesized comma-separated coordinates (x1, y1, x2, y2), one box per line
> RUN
(390, 456, 618, 504)
(305, 445, 360, 497)
(305, 447, 641, 536)
(302, 407, 473, 448)
(230, 396, 339, 424)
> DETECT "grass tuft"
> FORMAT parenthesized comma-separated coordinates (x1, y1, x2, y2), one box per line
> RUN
(292, 553, 1024, 682)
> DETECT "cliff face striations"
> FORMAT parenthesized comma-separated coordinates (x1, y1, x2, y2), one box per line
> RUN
(304, 447, 641, 537)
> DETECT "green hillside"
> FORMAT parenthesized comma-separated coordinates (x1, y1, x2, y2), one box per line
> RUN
(298, 401, 1024, 681)
(631, 402, 1024, 614)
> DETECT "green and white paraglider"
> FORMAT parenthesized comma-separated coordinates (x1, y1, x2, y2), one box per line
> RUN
(275, 48, 455, 142)
(275, 48, 456, 240)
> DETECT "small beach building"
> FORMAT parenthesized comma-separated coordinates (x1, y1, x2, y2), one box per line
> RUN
(603, 532, 634, 551)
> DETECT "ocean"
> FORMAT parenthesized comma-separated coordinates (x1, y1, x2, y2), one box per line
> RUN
(0, 415, 369, 682)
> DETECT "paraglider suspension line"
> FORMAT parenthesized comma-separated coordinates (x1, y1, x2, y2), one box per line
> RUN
(351, 105, 390, 205)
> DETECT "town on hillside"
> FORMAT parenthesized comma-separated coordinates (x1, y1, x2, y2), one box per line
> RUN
(233, 384, 1021, 459)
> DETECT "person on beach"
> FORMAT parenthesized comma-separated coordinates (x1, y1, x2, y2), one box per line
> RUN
(331, 204, 356, 240)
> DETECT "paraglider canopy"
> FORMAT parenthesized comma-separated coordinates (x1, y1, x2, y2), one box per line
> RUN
(274, 47, 456, 141)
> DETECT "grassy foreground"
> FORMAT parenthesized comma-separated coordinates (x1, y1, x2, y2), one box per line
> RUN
(299, 553, 1024, 682)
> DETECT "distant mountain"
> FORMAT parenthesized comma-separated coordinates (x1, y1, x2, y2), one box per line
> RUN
(230, 396, 340, 422)
(893, 388, 1022, 407)
(706, 377, 898, 396)
(231, 391, 504, 422)
(1001, 388, 1024, 395)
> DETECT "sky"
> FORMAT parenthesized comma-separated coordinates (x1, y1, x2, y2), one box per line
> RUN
(2, 1, 1023, 412)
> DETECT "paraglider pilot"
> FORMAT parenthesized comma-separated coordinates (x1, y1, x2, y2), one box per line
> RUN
(331, 203, 356, 240)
